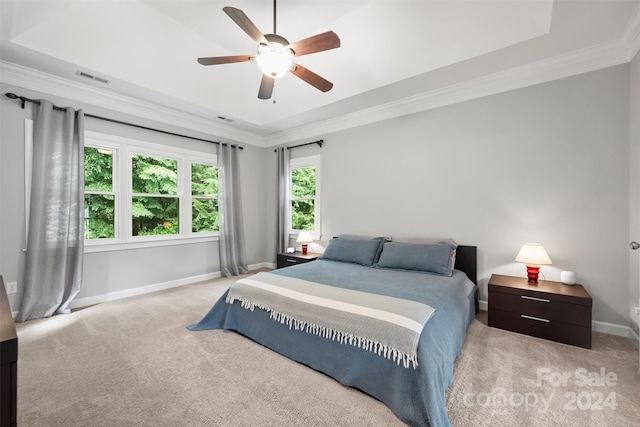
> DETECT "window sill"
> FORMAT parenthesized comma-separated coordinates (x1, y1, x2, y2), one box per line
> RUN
(84, 235, 219, 253)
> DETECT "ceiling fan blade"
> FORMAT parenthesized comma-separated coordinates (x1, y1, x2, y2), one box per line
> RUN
(197, 55, 253, 66)
(258, 75, 275, 99)
(288, 31, 341, 57)
(223, 6, 269, 45)
(290, 64, 333, 92)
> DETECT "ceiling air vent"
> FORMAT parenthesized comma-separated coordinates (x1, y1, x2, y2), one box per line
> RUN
(76, 70, 110, 84)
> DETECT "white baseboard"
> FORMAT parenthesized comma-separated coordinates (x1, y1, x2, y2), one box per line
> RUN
(69, 272, 221, 309)
(478, 299, 635, 342)
(252, 261, 276, 270)
(69, 262, 273, 310)
(592, 320, 631, 338)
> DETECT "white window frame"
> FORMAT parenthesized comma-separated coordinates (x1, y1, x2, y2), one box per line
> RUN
(188, 157, 219, 234)
(25, 122, 219, 253)
(288, 154, 321, 239)
(83, 140, 120, 242)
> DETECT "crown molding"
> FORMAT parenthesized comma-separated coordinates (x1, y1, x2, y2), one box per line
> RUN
(622, 2, 640, 60)
(0, 60, 265, 147)
(264, 24, 638, 146)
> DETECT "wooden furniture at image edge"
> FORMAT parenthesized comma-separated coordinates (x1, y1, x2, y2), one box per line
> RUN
(488, 274, 592, 349)
(0, 276, 18, 426)
(276, 252, 321, 269)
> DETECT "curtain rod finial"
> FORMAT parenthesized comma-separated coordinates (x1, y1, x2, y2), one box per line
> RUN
(5, 93, 25, 109)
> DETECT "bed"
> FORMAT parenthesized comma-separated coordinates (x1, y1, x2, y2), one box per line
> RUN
(189, 238, 477, 427)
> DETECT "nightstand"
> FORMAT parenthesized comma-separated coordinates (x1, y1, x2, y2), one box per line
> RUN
(276, 252, 320, 269)
(488, 274, 592, 349)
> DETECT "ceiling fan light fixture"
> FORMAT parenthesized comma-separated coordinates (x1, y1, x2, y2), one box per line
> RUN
(197, 4, 340, 98)
(256, 43, 293, 78)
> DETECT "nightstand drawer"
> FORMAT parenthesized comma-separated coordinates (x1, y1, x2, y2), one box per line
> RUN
(489, 309, 591, 348)
(488, 290, 591, 328)
(276, 253, 319, 269)
(487, 274, 592, 349)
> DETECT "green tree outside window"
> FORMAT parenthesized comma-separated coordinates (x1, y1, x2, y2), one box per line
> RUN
(131, 154, 179, 236)
(84, 147, 115, 239)
(191, 163, 219, 232)
(291, 166, 316, 230)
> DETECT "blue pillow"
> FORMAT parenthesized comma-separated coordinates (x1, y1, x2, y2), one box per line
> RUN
(319, 238, 385, 266)
(375, 242, 456, 276)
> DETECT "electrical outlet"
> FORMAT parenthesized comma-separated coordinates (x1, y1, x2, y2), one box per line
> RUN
(6, 282, 17, 294)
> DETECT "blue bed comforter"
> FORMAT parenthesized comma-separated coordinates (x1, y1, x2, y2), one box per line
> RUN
(189, 260, 477, 427)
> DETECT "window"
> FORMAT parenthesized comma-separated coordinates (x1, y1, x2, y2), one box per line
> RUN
(191, 162, 219, 232)
(24, 123, 220, 250)
(289, 155, 320, 235)
(130, 153, 179, 236)
(84, 146, 116, 239)
(81, 130, 218, 249)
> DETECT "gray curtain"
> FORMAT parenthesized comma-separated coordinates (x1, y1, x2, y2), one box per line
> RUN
(275, 147, 289, 256)
(218, 144, 248, 277)
(17, 100, 85, 322)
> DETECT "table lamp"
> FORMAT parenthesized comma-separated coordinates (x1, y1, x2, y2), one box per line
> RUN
(515, 243, 552, 284)
(296, 231, 313, 255)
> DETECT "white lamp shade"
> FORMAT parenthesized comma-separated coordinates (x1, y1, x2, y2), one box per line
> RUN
(255, 51, 291, 78)
(515, 243, 552, 266)
(255, 42, 293, 79)
(296, 231, 313, 244)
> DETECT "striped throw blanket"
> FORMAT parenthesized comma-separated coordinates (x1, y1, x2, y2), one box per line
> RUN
(225, 272, 435, 369)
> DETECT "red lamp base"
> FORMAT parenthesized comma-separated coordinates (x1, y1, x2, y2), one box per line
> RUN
(525, 265, 541, 283)
(301, 244, 308, 255)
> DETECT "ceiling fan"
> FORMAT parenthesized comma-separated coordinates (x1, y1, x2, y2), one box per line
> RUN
(197, 0, 340, 100)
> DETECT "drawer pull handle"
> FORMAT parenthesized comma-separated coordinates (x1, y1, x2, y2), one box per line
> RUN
(286, 259, 298, 263)
(521, 314, 550, 323)
(521, 295, 550, 303)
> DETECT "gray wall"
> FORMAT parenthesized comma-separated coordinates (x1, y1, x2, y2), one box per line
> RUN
(630, 51, 640, 339)
(303, 65, 630, 326)
(1, 62, 635, 331)
(0, 82, 268, 309)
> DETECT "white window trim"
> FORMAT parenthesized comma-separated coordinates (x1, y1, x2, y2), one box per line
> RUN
(288, 154, 321, 239)
(24, 122, 219, 253)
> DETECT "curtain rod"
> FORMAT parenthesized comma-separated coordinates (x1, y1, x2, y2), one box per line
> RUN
(273, 139, 323, 152)
(4, 92, 243, 150)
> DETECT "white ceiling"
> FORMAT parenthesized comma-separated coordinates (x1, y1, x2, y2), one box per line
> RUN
(1, 0, 639, 147)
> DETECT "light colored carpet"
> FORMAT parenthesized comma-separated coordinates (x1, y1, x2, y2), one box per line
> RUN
(446, 312, 640, 427)
(15, 272, 640, 426)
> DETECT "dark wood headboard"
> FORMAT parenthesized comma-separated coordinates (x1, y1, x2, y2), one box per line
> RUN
(454, 245, 477, 286)
(454, 246, 479, 312)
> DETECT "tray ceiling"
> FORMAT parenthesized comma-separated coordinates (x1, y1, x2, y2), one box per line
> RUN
(1, 1, 638, 145)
